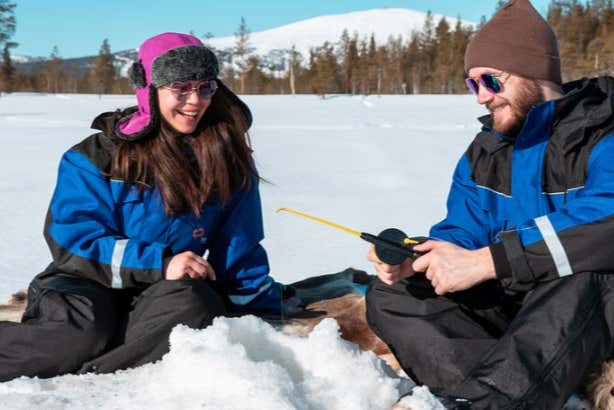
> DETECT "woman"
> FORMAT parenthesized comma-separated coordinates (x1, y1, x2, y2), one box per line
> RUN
(0, 32, 290, 381)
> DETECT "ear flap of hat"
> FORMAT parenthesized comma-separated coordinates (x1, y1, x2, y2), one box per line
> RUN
(129, 61, 147, 89)
(115, 84, 161, 141)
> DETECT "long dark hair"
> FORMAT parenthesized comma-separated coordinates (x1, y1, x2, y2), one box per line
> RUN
(111, 85, 255, 216)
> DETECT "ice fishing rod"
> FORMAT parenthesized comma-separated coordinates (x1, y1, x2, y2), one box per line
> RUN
(276, 208, 427, 265)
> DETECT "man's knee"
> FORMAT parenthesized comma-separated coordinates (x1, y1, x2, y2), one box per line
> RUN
(365, 279, 386, 323)
(365, 279, 409, 331)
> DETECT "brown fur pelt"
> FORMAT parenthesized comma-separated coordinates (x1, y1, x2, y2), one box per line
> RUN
(0, 290, 27, 322)
(588, 361, 614, 410)
(281, 294, 401, 372)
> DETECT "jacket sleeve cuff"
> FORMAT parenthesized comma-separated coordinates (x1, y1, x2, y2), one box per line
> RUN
(120, 241, 169, 287)
(490, 242, 512, 279)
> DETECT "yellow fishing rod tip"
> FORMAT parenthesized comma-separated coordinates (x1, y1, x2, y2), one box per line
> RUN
(403, 238, 419, 245)
(275, 208, 286, 213)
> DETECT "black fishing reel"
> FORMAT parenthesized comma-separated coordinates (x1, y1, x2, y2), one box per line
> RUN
(364, 228, 429, 265)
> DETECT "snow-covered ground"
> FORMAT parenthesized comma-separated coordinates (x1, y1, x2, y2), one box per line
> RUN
(0, 92, 484, 409)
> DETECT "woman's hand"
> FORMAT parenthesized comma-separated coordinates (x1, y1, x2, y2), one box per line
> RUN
(163, 251, 216, 281)
(367, 246, 416, 285)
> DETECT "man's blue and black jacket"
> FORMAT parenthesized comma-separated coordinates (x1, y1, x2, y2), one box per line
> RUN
(42, 112, 281, 312)
(431, 77, 614, 291)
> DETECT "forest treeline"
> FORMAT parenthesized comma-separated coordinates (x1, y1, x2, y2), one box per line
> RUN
(1, 0, 614, 96)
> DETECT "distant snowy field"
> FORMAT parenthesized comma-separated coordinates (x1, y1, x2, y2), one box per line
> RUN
(0, 93, 484, 409)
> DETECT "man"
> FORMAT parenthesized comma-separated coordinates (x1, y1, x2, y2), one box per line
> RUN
(366, 0, 614, 409)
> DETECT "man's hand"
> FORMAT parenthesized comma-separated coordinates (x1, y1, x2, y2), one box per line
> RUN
(412, 240, 496, 295)
(163, 251, 216, 281)
(367, 246, 415, 285)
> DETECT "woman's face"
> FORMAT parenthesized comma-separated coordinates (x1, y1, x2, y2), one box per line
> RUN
(157, 81, 214, 134)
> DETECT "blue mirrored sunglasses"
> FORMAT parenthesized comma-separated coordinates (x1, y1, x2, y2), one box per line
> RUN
(161, 80, 218, 101)
(465, 73, 506, 95)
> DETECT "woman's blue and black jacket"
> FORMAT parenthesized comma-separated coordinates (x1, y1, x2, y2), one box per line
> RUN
(430, 77, 614, 291)
(42, 112, 281, 312)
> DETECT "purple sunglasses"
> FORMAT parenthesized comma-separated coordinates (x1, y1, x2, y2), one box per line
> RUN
(465, 72, 508, 95)
(161, 80, 218, 101)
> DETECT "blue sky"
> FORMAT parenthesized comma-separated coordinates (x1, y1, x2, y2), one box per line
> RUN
(12, 0, 552, 58)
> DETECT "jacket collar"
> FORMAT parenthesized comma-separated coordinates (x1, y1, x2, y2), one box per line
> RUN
(551, 76, 614, 153)
(476, 76, 614, 153)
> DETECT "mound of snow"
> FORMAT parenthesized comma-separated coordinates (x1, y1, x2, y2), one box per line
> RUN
(0, 316, 417, 410)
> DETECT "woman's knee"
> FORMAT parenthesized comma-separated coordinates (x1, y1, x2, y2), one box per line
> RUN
(142, 279, 227, 322)
(365, 279, 396, 328)
(182, 279, 227, 316)
(14, 290, 117, 376)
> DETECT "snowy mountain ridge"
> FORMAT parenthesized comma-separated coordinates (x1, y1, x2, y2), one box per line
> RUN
(206, 8, 474, 59)
(206, 8, 474, 74)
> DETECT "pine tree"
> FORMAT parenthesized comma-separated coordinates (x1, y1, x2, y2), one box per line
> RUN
(367, 33, 378, 94)
(0, 41, 16, 93)
(0, 0, 16, 94)
(586, 0, 614, 75)
(91, 39, 115, 95)
(419, 11, 436, 92)
(0, 0, 16, 44)
(357, 37, 369, 94)
(402, 32, 421, 94)
(547, 1, 564, 34)
(384, 35, 403, 93)
(234, 17, 251, 94)
(45, 46, 62, 93)
(338, 29, 351, 93)
(310, 42, 338, 97)
(244, 55, 268, 93)
(343, 32, 359, 94)
(220, 50, 236, 90)
(433, 17, 451, 93)
(451, 17, 472, 93)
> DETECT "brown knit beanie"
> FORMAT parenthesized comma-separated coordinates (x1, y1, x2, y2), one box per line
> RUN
(464, 0, 561, 84)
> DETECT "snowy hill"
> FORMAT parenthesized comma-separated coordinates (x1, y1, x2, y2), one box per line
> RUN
(12, 48, 138, 78)
(208, 8, 473, 58)
(206, 8, 474, 73)
(10, 54, 43, 64)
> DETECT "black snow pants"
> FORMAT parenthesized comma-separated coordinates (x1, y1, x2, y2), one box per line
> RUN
(0, 272, 226, 382)
(366, 272, 614, 410)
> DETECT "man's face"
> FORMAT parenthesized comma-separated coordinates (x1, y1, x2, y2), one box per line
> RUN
(468, 67, 545, 136)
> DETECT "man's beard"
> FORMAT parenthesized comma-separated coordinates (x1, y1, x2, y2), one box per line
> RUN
(488, 79, 545, 136)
